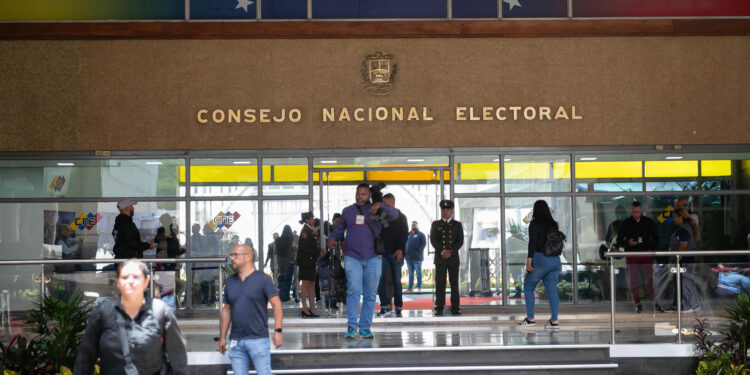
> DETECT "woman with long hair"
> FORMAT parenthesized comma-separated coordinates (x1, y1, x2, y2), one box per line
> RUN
(667, 208, 701, 312)
(275, 225, 295, 303)
(74, 259, 187, 374)
(519, 200, 562, 329)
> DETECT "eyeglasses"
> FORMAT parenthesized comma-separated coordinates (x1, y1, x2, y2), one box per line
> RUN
(229, 252, 250, 258)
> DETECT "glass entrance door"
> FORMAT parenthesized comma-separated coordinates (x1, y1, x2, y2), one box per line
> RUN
(315, 166, 500, 312)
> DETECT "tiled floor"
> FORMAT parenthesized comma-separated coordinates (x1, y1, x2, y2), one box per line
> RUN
(181, 309, 718, 352)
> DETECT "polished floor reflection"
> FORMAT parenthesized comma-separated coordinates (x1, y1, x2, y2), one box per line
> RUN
(181, 311, 714, 353)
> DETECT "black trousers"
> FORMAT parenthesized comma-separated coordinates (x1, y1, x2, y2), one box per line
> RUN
(435, 261, 460, 310)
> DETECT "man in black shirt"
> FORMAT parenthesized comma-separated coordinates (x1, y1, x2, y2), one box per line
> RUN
(377, 193, 409, 317)
(617, 201, 659, 313)
(112, 199, 156, 259)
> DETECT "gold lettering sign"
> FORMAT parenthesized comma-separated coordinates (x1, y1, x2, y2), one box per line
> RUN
(195, 106, 582, 125)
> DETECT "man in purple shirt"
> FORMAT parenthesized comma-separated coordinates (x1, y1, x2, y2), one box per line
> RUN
(327, 183, 398, 340)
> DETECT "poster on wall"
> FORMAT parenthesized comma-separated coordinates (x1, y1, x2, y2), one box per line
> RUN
(44, 167, 70, 197)
(43, 209, 100, 270)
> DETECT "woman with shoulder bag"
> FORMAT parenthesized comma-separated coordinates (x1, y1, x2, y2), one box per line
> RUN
(74, 259, 187, 375)
(519, 200, 563, 329)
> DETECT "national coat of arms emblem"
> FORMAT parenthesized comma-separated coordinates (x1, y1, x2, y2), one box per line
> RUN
(361, 52, 397, 96)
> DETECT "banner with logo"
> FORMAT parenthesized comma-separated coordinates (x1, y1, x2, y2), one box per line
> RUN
(44, 167, 71, 197)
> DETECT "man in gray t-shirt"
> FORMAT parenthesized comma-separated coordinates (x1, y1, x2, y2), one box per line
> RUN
(220, 244, 283, 375)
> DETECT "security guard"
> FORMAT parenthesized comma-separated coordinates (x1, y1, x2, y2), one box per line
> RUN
(430, 199, 464, 316)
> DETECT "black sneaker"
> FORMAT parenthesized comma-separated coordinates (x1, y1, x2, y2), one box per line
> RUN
(519, 317, 536, 326)
(395, 309, 402, 317)
(635, 304, 643, 313)
(434, 307, 444, 316)
(544, 320, 560, 329)
(451, 308, 461, 316)
(655, 304, 664, 313)
(376, 309, 388, 317)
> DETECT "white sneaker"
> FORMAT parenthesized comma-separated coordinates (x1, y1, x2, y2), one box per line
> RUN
(417, 288, 422, 293)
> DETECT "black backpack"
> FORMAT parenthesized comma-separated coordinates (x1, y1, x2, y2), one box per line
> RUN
(544, 230, 566, 257)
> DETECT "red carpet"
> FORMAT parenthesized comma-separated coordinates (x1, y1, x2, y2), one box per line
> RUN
(376, 296, 502, 310)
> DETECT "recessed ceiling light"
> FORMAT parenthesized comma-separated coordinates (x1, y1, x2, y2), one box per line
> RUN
(57, 162, 75, 166)
(665, 156, 683, 160)
(146, 161, 162, 165)
(320, 160, 338, 164)
(580, 157, 598, 161)
(407, 159, 424, 162)
(504, 158, 512, 162)
(493, 158, 500, 162)
(233, 161, 252, 165)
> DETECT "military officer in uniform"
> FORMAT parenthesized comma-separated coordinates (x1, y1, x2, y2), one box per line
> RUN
(297, 211, 322, 317)
(430, 199, 464, 316)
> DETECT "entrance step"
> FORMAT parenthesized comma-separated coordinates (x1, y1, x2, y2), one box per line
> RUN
(203, 345, 618, 375)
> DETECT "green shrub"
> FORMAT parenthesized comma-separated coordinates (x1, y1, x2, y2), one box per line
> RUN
(1, 291, 94, 374)
(694, 294, 750, 373)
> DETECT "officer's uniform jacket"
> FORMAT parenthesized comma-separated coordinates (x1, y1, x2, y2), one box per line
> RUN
(430, 218, 464, 265)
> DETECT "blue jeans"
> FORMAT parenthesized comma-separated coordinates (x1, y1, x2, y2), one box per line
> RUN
(277, 263, 294, 302)
(406, 260, 422, 289)
(345, 255, 382, 330)
(378, 254, 404, 310)
(524, 252, 562, 321)
(228, 337, 273, 375)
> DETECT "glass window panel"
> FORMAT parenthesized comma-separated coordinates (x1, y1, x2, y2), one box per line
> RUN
(640, 153, 750, 192)
(575, 153, 750, 193)
(453, 0, 497, 18)
(313, 155, 449, 168)
(574, 155, 643, 193)
(455, 197, 501, 303)
(575, 196, 637, 304)
(502, 0, 567, 18)
(0, 201, 186, 311)
(189, 200, 258, 309)
(190, 0, 257, 19)
(262, 158, 309, 196)
(504, 196, 573, 305)
(503, 155, 571, 193)
(188, 158, 259, 197)
(262, 0, 307, 19)
(0, 159, 184, 198)
(454, 155, 500, 194)
(313, 0, 447, 19)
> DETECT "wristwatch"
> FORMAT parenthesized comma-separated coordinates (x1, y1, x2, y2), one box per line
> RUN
(275, 328, 283, 333)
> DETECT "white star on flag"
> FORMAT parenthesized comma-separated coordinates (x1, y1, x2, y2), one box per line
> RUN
(236, 0, 254, 12)
(504, 0, 522, 10)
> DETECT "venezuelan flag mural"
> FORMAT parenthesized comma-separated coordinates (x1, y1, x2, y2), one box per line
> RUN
(0, 0, 184, 20)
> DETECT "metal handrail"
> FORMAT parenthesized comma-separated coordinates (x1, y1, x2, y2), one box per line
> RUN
(604, 250, 750, 258)
(0, 257, 228, 336)
(604, 250, 750, 344)
(0, 257, 226, 265)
